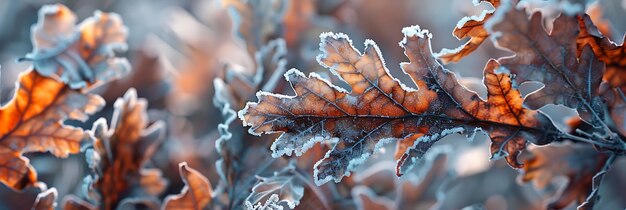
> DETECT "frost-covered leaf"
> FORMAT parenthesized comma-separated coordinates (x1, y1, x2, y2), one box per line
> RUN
(245, 194, 284, 210)
(435, 0, 501, 63)
(486, 2, 605, 126)
(81, 89, 166, 210)
(20, 4, 130, 89)
(214, 38, 287, 186)
(0, 70, 104, 190)
(245, 164, 304, 209)
(32, 188, 58, 210)
(239, 25, 560, 185)
(163, 162, 213, 210)
(521, 143, 610, 209)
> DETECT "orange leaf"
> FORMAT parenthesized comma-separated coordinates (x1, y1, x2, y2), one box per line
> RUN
(435, 0, 501, 64)
(0, 70, 104, 190)
(163, 162, 213, 210)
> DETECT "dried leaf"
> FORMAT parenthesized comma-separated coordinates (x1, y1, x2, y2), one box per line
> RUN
(240, 25, 560, 185)
(0, 70, 104, 190)
(82, 89, 166, 210)
(486, 2, 605, 125)
(576, 14, 626, 90)
(245, 163, 305, 209)
(576, 14, 626, 137)
(163, 162, 213, 210)
(20, 4, 130, 89)
(32, 188, 58, 210)
(521, 143, 610, 209)
(435, 0, 501, 63)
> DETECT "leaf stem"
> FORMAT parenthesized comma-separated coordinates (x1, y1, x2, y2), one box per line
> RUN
(562, 132, 625, 152)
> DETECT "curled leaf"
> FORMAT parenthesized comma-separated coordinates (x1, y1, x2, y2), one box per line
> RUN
(0, 70, 104, 190)
(435, 0, 501, 63)
(21, 4, 130, 89)
(163, 162, 213, 210)
(240, 25, 560, 185)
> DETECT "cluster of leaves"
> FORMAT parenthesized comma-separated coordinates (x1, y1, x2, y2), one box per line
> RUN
(240, 0, 626, 209)
(0, 4, 214, 210)
(0, 0, 625, 210)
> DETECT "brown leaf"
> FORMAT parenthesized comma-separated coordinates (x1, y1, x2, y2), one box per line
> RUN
(576, 14, 626, 137)
(521, 143, 609, 209)
(486, 3, 605, 125)
(436, 0, 501, 63)
(163, 162, 213, 210)
(240, 25, 560, 184)
(0, 70, 104, 190)
(82, 89, 166, 210)
(32, 188, 58, 210)
(576, 15, 626, 91)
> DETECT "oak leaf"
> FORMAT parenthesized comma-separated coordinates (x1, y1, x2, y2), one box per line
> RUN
(239, 25, 560, 184)
(435, 0, 501, 63)
(0, 70, 104, 190)
(20, 4, 130, 89)
(77, 89, 166, 210)
(486, 2, 605, 126)
(163, 162, 213, 210)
